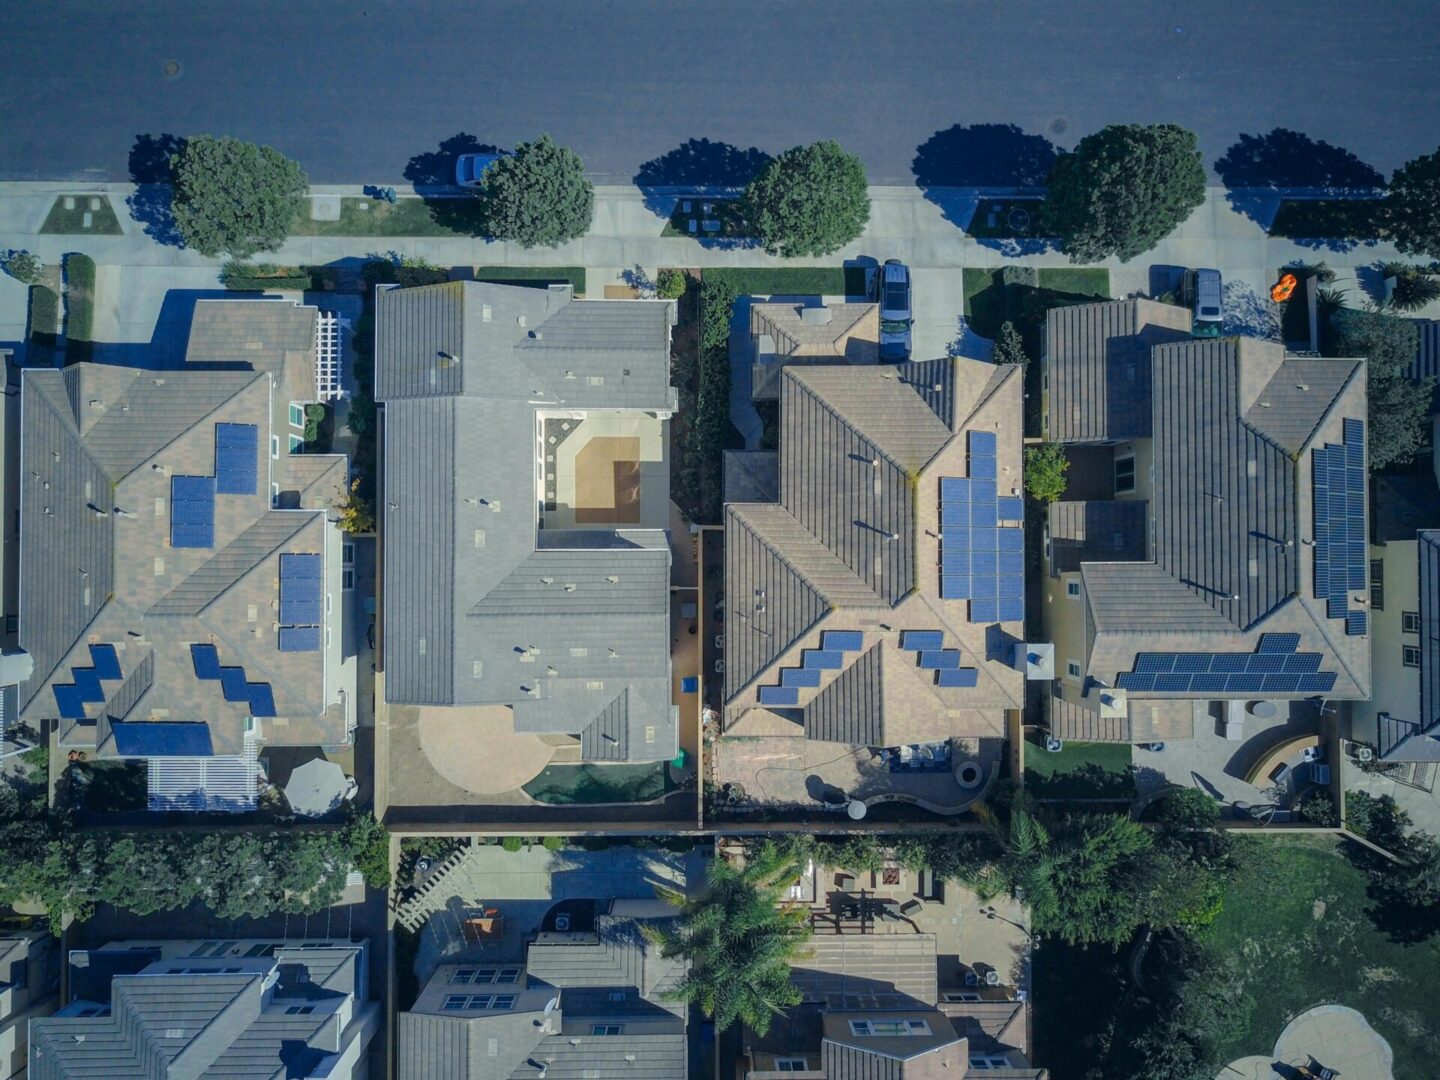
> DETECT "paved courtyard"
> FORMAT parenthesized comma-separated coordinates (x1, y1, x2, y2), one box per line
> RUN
(1342, 754, 1440, 837)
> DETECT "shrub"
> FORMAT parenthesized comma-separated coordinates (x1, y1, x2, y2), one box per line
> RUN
(334, 477, 376, 534)
(219, 260, 311, 291)
(541, 835, 565, 851)
(999, 264, 1038, 289)
(170, 135, 309, 257)
(1285, 259, 1337, 284)
(1345, 790, 1412, 851)
(63, 253, 96, 361)
(1323, 307, 1429, 469)
(1378, 261, 1440, 312)
(1297, 791, 1338, 827)
(656, 268, 687, 300)
(1025, 443, 1069, 503)
(480, 134, 593, 247)
(344, 813, 391, 890)
(743, 140, 870, 257)
(28, 284, 59, 338)
(1, 250, 44, 285)
(500, 836, 525, 852)
(303, 403, 326, 444)
(1045, 123, 1207, 262)
(1386, 145, 1440, 258)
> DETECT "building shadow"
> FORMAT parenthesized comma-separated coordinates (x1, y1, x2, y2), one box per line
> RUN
(87, 288, 233, 369)
(126, 133, 186, 247)
(1215, 128, 1385, 231)
(633, 138, 773, 218)
(912, 123, 1058, 230)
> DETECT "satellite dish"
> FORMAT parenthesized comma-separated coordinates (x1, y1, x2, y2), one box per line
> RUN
(847, 800, 867, 820)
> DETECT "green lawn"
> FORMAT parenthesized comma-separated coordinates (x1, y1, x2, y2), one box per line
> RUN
(522, 762, 674, 804)
(40, 195, 123, 235)
(1204, 837, 1440, 1079)
(289, 196, 489, 237)
(1270, 199, 1382, 240)
(962, 268, 1009, 339)
(472, 265, 586, 296)
(663, 196, 750, 239)
(1024, 738, 1136, 799)
(963, 267, 1111, 342)
(702, 266, 868, 298)
(1037, 267, 1109, 299)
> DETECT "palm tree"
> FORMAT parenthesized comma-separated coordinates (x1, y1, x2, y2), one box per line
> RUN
(645, 842, 812, 1035)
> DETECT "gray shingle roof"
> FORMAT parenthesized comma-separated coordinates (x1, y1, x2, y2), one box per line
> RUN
(18, 361, 346, 753)
(724, 450, 780, 504)
(1044, 299, 1191, 442)
(378, 283, 678, 761)
(1047, 500, 1148, 577)
(185, 299, 317, 382)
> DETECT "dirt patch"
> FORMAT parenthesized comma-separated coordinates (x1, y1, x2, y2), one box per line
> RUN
(574, 436, 641, 524)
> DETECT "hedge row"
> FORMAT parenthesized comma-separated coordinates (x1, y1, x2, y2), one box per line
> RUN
(63, 253, 96, 362)
(220, 260, 312, 291)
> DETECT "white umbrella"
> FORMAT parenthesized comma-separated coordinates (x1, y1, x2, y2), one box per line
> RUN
(284, 758, 348, 817)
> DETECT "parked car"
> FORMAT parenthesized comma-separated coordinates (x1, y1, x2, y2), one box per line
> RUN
(455, 151, 506, 188)
(1182, 268, 1223, 338)
(878, 259, 913, 361)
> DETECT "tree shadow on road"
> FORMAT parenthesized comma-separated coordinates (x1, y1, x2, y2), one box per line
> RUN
(912, 123, 1058, 229)
(403, 133, 500, 236)
(126, 133, 186, 247)
(633, 138, 773, 217)
(1215, 128, 1386, 232)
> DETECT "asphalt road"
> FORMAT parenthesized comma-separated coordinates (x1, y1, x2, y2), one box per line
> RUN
(3, 1, 1438, 186)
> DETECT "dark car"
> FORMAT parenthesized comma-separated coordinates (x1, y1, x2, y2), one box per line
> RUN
(878, 259, 912, 361)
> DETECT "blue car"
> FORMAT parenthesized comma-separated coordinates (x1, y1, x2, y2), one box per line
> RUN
(878, 259, 912, 361)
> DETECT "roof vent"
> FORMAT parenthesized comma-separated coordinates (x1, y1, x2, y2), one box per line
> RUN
(152, 378, 165, 385)
(1257, 400, 1272, 409)
(564, 583, 577, 592)
(800, 305, 832, 326)
(437, 351, 459, 368)
(1296, 382, 1309, 391)
(529, 330, 542, 340)
(88, 398, 104, 410)
(606, 575, 619, 584)
(517, 315, 527, 327)
(541, 577, 555, 585)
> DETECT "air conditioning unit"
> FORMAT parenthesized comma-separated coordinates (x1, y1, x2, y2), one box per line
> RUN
(1045, 737, 1063, 753)
(985, 970, 1001, 986)
(1356, 746, 1374, 763)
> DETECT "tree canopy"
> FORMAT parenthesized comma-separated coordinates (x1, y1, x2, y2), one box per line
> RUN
(480, 134, 593, 248)
(1386, 145, 1440, 258)
(743, 140, 870, 257)
(1323, 307, 1430, 470)
(1045, 124, 1206, 262)
(170, 135, 308, 257)
(645, 843, 811, 1034)
(1024, 443, 1069, 503)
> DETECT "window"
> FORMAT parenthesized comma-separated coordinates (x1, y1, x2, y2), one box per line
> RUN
(1403, 645, 1422, 668)
(5, 614, 17, 634)
(1114, 455, 1136, 494)
(969, 1057, 1010, 1070)
(849, 1019, 931, 1037)
(343, 542, 355, 566)
(449, 969, 479, 984)
(443, 994, 515, 1011)
(1066, 580, 1081, 599)
(289, 403, 305, 428)
(1370, 559, 1384, 610)
(1066, 659, 1082, 680)
(289, 434, 304, 453)
(592, 1024, 624, 1036)
(943, 992, 982, 1002)
(270, 482, 280, 508)
(271, 434, 280, 459)
(343, 568, 354, 591)
(775, 1060, 809, 1072)
(285, 1005, 315, 1015)
(1403, 611, 1421, 634)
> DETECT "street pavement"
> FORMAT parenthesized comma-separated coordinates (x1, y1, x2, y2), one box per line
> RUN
(2, 1, 1438, 185)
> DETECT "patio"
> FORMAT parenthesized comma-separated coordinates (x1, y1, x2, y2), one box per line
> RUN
(1131, 699, 1328, 820)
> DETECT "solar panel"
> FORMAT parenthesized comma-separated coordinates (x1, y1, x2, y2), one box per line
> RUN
(1263, 673, 1302, 693)
(1258, 633, 1300, 654)
(1116, 673, 1153, 691)
(213, 423, 259, 495)
(170, 475, 216, 549)
(997, 597, 1025, 622)
(972, 527, 999, 550)
(998, 528, 1023, 552)
(997, 497, 1024, 521)
(968, 431, 998, 456)
(971, 501, 997, 528)
(53, 684, 86, 720)
(971, 550, 998, 576)
(999, 550, 1024, 576)
(941, 575, 970, 600)
(278, 626, 322, 653)
(803, 649, 844, 670)
(1136, 653, 1174, 674)
(937, 667, 979, 688)
(1226, 673, 1265, 693)
(72, 667, 105, 703)
(970, 455, 997, 481)
(1345, 611, 1367, 636)
(822, 630, 864, 652)
(1155, 674, 1192, 692)
(111, 721, 214, 758)
(1311, 424, 1366, 634)
(1284, 653, 1322, 673)
(1298, 672, 1338, 694)
(191, 643, 222, 680)
(246, 683, 277, 718)
(998, 574, 1024, 599)
(758, 685, 799, 707)
(279, 553, 324, 625)
(1191, 673, 1229, 693)
(1246, 654, 1286, 674)
(971, 575, 997, 599)
(970, 599, 999, 623)
(941, 477, 968, 498)
(781, 667, 822, 688)
(219, 667, 250, 703)
(900, 631, 944, 651)
(918, 650, 961, 670)
(1209, 653, 1248, 673)
(89, 644, 122, 681)
(1173, 654, 1210, 673)
(941, 503, 969, 527)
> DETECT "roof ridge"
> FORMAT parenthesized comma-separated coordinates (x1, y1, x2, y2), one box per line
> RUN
(729, 502, 883, 609)
(109, 370, 270, 483)
(148, 510, 315, 617)
(784, 366, 949, 473)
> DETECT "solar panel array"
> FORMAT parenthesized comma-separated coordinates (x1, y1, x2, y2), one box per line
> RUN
(899, 630, 979, 688)
(214, 423, 259, 495)
(758, 630, 866, 708)
(171, 475, 216, 549)
(939, 432, 1024, 624)
(1114, 634, 1337, 696)
(1312, 417, 1367, 637)
(190, 643, 277, 718)
(279, 553, 323, 652)
(50, 643, 127, 721)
